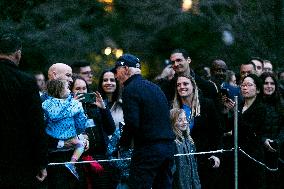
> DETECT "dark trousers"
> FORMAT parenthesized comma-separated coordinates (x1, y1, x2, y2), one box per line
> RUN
(239, 154, 266, 189)
(127, 142, 175, 189)
(47, 151, 85, 189)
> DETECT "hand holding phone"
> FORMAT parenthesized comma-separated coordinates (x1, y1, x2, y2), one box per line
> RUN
(77, 93, 96, 103)
(220, 88, 229, 98)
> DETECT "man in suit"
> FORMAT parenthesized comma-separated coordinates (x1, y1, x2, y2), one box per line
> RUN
(0, 33, 48, 188)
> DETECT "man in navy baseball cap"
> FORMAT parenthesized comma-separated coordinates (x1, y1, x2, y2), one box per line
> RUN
(112, 54, 141, 73)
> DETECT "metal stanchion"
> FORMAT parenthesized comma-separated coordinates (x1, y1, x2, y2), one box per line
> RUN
(234, 96, 238, 189)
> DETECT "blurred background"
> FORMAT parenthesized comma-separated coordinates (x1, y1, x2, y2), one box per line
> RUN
(1, 0, 283, 81)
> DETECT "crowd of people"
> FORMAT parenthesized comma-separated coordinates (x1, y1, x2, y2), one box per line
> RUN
(1, 32, 284, 189)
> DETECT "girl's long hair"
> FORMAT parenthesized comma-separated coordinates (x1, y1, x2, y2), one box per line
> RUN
(170, 108, 194, 144)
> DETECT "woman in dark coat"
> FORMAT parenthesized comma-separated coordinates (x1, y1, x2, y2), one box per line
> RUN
(259, 72, 284, 189)
(238, 74, 267, 189)
(70, 75, 116, 188)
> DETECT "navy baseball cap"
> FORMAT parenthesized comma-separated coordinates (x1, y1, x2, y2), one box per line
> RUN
(112, 54, 141, 72)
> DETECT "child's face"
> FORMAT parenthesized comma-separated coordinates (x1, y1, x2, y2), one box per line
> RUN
(61, 82, 71, 98)
(176, 112, 188, 131)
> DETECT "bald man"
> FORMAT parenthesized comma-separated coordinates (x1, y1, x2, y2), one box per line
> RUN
(210, 59, 228, 87)
(48, 63, 73, 83)
(44, 63, 87, 188)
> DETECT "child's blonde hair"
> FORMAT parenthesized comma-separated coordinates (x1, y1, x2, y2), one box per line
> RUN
(170, 108, 194, 144)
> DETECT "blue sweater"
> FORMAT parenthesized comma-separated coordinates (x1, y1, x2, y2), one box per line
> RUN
(42, 95, 87, 140)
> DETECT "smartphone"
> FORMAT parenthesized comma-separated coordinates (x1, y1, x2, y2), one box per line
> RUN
(77, 93, 96, 103)
(220, 88, 229, 98)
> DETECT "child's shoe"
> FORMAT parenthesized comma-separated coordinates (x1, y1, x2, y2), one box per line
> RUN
(65, 163, 79, 180)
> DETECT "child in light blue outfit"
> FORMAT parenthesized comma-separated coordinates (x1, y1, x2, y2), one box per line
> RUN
(42, 79, 87, 179)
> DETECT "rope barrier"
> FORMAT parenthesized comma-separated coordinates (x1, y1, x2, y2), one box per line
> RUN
(48, 148, 233, 166)
(48, 147, 282, 172)
(174, 148, 233, 157)
(239, 148, 278, 171)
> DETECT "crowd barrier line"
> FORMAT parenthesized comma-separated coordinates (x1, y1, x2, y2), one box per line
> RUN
(48, 147, 283, 172)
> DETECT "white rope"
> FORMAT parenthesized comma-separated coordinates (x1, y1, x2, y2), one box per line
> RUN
(239, 148, 278, 172)
(48, 148, 233, 166)
(174, 148, 233, 156)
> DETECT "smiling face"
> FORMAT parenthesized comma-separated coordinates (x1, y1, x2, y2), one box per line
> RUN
(102, 71, 117, 94)
(170, 53, 190, 74)
(177, 76, 193, 98)
(175, 111, 189, 131)
(72, 78, 87, 94)
(263, 76, 275, 96)
(241, 77, 259, 99)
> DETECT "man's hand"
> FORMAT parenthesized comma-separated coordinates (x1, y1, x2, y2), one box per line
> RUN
(209, 156, 220, 168)
(264, 139, 277, 152)
(36, 168, 47, 182)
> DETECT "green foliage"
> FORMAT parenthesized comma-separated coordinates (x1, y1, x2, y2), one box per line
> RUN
(0, 0, 283, 81)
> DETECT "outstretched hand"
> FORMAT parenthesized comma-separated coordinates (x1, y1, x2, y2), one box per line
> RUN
(209, 155, 220, 168)
(36, 168, 47, 182)
(93, 91, 106, 109)
(264, 139, 277, 152)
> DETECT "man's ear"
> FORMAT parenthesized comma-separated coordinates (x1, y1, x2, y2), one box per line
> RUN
(51, 71, 57, 79)
(125, 66, 130, 74)
(187, 57, 191, 64)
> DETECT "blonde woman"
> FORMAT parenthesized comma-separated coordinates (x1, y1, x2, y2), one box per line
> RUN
(173, 73, 223, 189)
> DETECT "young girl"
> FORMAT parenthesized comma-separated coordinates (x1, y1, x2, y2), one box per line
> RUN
(42, 79, 88, 179)
(170, 108, 201, 189)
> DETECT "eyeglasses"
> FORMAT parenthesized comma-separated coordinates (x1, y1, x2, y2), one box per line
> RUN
(240, 83, 255, 88)
(81, 71, 94, 76)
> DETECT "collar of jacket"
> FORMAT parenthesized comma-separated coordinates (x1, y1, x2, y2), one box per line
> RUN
(123, 74, 142, 86)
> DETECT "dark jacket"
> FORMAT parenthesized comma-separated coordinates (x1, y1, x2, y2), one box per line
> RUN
(238, 97, 266, 160)
(191, 97, 223, 154)
(120, 74, 175, 149)
(0, 59, 47, 186)
(261, 96, 284, 146)
(83, 103, 116, 158)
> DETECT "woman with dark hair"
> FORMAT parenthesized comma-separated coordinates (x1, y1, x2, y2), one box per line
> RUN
(259, 72, 284, 189)
(238, 74, 267, 189)
(71, 74, 116, 189)
(98, 69, 131, 189)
